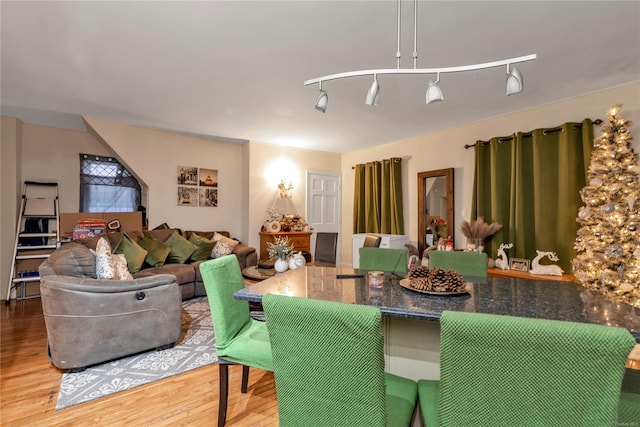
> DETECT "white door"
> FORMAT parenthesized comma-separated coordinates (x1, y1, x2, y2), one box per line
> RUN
(306, 170, 341, 265)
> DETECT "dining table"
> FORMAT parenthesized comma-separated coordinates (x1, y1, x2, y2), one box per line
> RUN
(234, 265, 640, 381)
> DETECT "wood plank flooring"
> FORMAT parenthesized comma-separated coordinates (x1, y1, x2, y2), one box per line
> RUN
(0, 298, 279, 426)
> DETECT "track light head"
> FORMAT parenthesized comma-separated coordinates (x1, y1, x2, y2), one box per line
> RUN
(506, 65, 523, 95)
(315, 83, 328, 113)
(365, 75, 380, 106)
(426, 74, 443, 105)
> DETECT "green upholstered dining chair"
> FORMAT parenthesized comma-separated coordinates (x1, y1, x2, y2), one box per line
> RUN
(428, 250, 487, 277)
(199, 255, 273, 427)
(418, 311, 636, 427)
(359, 247, 408, 274)
(263, 294, 417, 427)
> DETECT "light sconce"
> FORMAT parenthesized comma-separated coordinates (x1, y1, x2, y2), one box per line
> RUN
(278, 180, 294, 199)
(304, 0, 535, 112)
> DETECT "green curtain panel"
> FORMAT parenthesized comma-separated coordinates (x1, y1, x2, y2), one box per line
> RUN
(353, 158, 404, 234)
(472, 119, 593, 272)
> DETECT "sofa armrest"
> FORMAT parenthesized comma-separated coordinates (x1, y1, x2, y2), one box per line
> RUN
(233, 243, 257, 269)
(40, 274, 178, 293)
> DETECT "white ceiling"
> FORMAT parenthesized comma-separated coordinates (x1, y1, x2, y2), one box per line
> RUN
(1, 1, 639, 153)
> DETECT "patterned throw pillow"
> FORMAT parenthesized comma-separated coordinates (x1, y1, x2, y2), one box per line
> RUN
(113, 254, 133, 280)
(92, 237, 133, 280)
(93, 237, 116, 280)
(212, 232, 240, 251)
(211, 242, 233, 259)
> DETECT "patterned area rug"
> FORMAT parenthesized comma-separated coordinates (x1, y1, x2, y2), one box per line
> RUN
(55, 297, 217, 410)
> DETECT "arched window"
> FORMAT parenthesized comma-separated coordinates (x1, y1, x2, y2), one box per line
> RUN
(79, 153, 141, 212)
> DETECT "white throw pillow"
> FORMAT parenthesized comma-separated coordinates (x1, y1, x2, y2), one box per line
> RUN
(211, 242, 233, 259)
(91, 237, 133, 280)
(92, 237, 116, 280)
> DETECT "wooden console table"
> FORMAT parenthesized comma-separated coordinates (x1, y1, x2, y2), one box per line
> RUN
(488, 267, 575, 282)
(259, 231, 312, 261)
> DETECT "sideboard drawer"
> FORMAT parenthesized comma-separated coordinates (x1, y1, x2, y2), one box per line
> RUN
(259, 231, 313, 261)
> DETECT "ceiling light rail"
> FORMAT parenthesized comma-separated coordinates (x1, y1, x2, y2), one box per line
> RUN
(305, 0, 536, 112)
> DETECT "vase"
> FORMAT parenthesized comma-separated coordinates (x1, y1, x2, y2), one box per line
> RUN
(274, 258, 289, 273)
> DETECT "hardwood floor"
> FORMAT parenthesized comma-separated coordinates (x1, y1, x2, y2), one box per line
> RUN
(1, 298, 279, 426)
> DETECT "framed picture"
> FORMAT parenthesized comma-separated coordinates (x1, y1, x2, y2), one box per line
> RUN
(177, 166, 198, 185)
(199, 188, 218, 207)
(510, 258, 530, 272)
(177, 186, 198, 206)
(199, 168, 218, 187)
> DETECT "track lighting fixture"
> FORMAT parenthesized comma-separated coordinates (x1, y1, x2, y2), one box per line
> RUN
(365, 74, 380, 106)
(305, 0, 535, 112)
(315, 82, 328, 113)
(426, 72, 443, 105)
(506, 64, 524, 95)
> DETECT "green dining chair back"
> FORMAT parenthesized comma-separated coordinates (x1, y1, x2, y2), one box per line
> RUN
(428, 251, 487, 277)
(418, 311, 636, 427)
(199, 255, 273, 427)
(359, 247, 408, 274)
(263, 294, 417, 427)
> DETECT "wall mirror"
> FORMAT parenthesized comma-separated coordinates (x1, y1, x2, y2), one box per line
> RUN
(417, 168, 454, 253)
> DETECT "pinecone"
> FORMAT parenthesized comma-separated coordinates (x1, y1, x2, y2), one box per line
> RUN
(408, 266, 430, 290)
(409, 267, 467, 292)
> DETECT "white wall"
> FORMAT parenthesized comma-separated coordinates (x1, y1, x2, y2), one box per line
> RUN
(1, 117, 22, 300)
(82, 115, 249, 241)
(246, 141, 341, 251)
(340, 81, 640, 267)
(20, 123, 114, 213)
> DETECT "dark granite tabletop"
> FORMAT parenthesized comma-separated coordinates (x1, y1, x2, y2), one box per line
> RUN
(234, 266, 640, 342)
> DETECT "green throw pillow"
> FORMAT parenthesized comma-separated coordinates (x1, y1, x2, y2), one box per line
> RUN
(138, 231, 171, 267)
(113, 233, 148, 274)
(165, 231, 197, 264)
(188, 233, 216, 262)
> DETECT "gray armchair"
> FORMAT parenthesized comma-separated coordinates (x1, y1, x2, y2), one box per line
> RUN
(40, 274, 182, 370)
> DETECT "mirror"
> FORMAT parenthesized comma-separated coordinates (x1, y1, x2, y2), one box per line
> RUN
(417, 168, 454, 253)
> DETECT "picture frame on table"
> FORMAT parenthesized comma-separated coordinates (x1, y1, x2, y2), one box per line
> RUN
(510, 258, 530, 272)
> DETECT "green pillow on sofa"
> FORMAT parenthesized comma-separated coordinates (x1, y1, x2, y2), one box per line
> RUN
(138, 231, 172, 267)
(188, 233, 216, 262)
(165, 231, 197, 264)
(113, 233, 148, 274)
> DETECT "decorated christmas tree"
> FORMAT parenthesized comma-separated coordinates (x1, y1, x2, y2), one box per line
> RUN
(572, 105, 640, 308)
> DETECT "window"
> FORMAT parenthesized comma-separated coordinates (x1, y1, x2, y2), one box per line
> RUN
(80, 153, 141, 212)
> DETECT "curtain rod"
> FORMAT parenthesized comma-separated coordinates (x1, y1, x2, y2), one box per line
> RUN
(464, 118, 603, 149)
(351, 157, 402, 169)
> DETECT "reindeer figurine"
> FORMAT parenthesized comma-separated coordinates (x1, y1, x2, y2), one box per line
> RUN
(495, 243, 513, 270)
(529, 250, 564, 276)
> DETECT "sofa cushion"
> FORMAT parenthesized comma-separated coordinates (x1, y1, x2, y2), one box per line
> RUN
(188, 233, 216, 262)
(44, 242, 97, 278)
(138, 231, 171, 267)
(134, 263, 196, 285)
(165, 231, 197, 264)
(114, 233, 148, 274)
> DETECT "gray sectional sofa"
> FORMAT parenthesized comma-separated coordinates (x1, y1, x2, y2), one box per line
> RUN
(38, 228, 257, 370)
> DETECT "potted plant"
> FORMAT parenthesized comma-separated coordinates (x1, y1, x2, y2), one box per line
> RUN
(267, 236, 295, 272)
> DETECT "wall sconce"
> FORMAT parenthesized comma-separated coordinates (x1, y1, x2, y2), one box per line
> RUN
(278, 180, 294, 199)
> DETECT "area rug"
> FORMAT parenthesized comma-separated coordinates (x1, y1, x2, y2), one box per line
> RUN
(55, 297, 217, 410)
